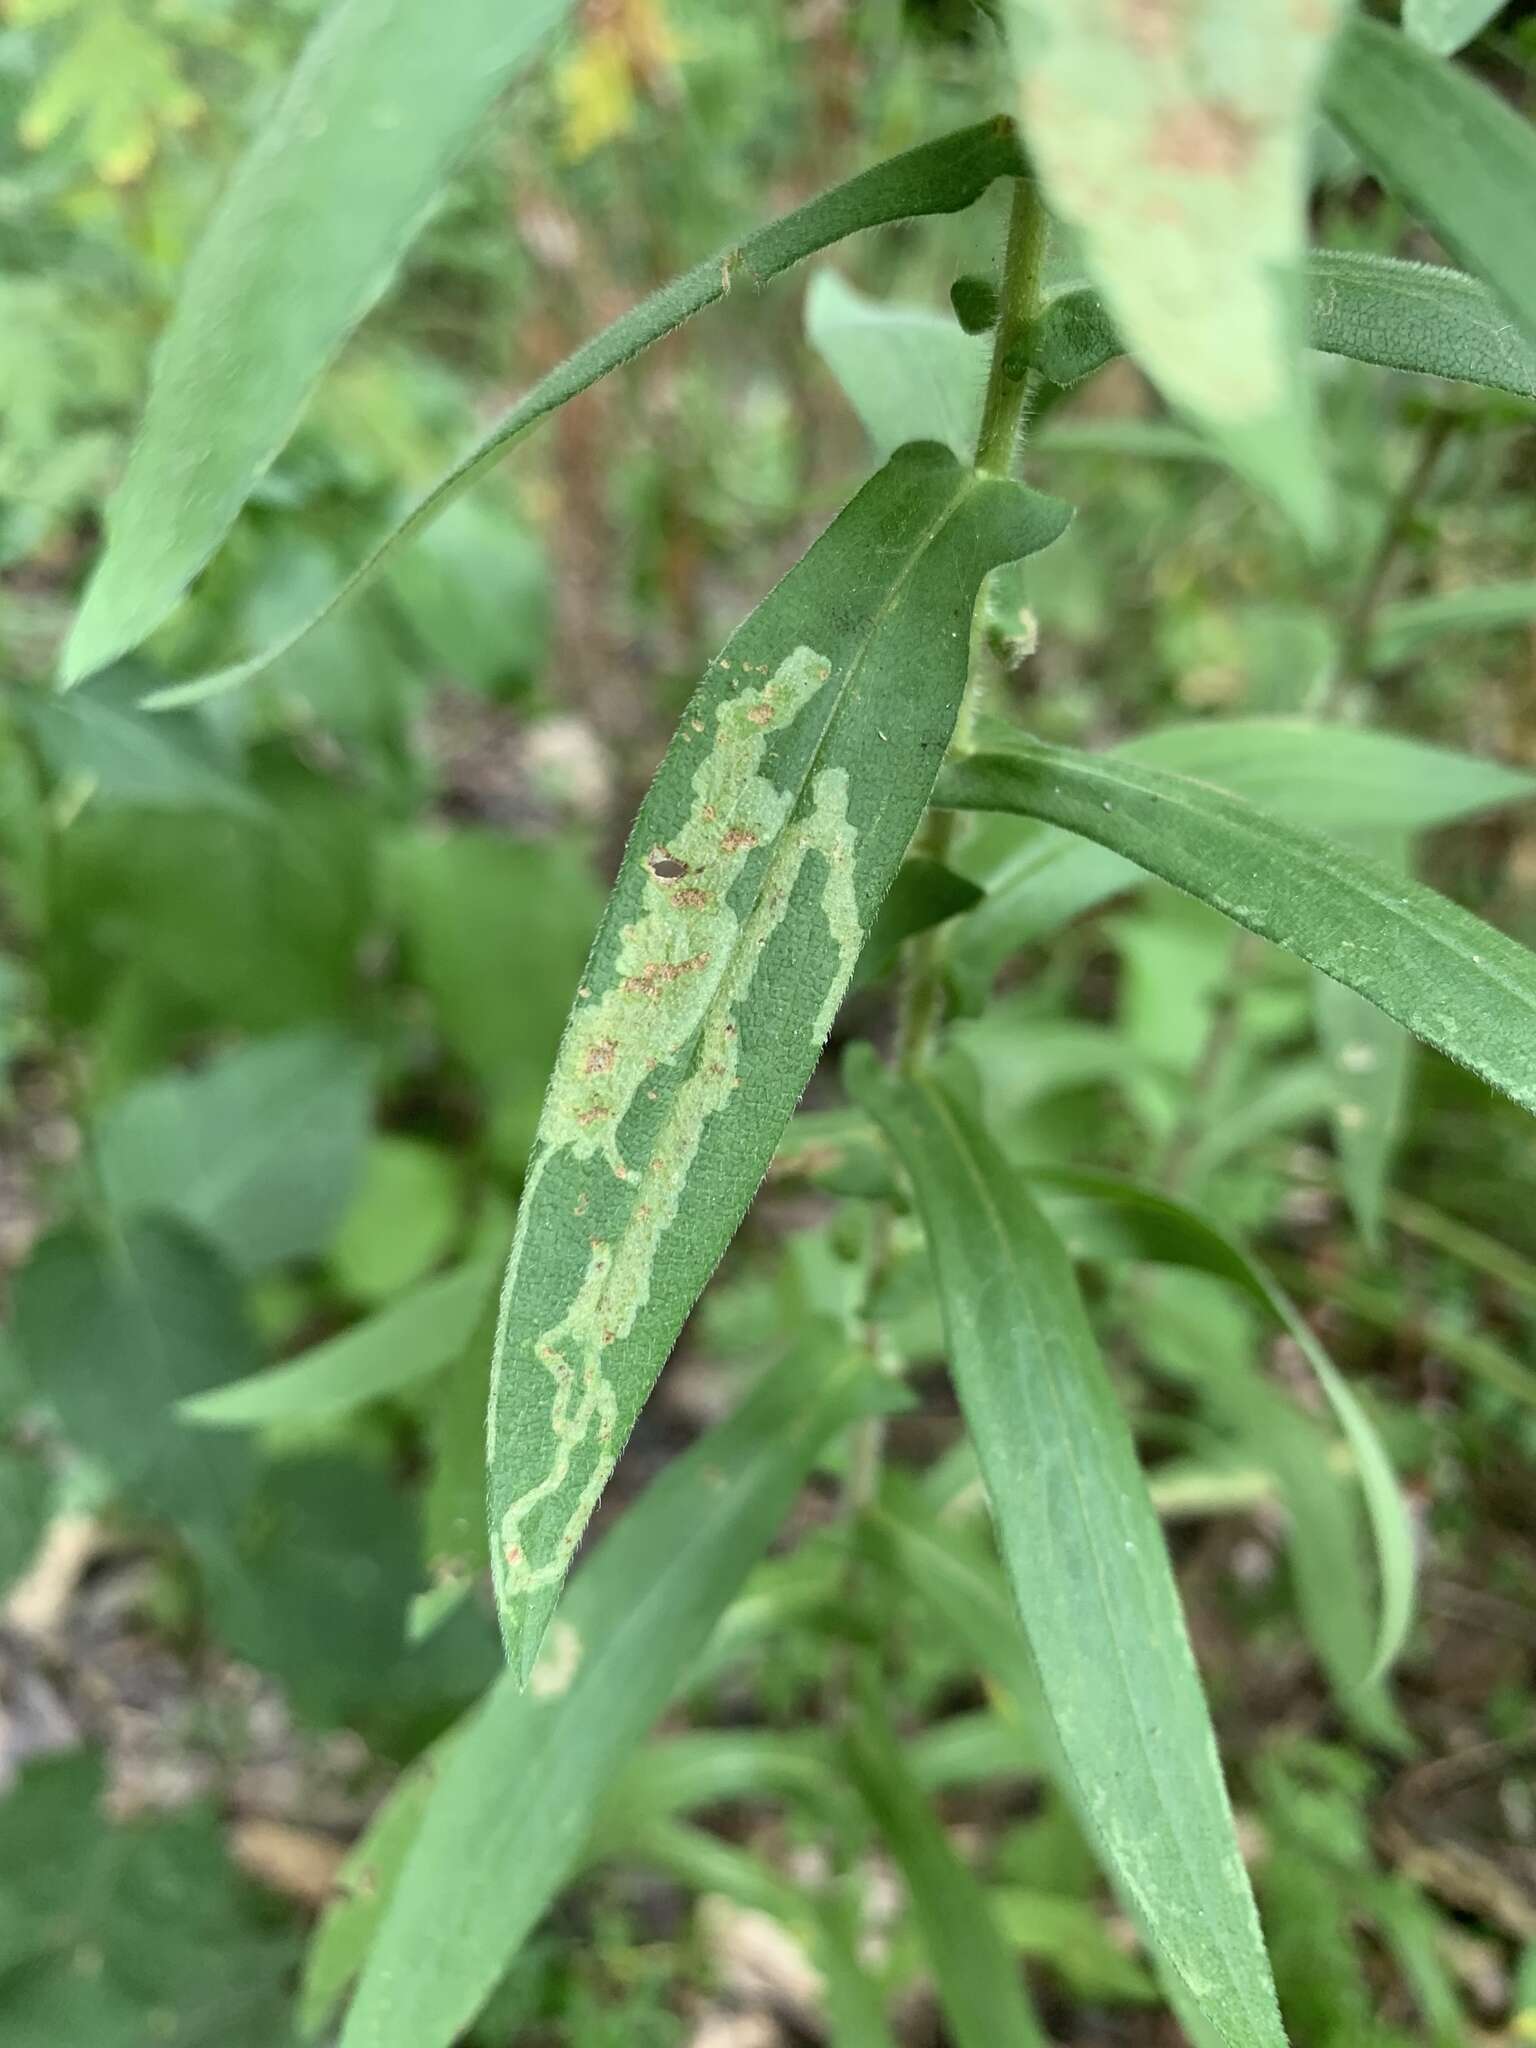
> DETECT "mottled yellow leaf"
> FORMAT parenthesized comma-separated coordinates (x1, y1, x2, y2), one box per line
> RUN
(1006, 0, 1343, 537)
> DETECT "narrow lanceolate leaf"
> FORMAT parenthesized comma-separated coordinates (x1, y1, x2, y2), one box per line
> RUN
(936, 738, 1536, 1118)
(1024, 1167, 1414, 1684)
(1003, 0, 1344, 536)
(846, 1052, 1286, 2048)
(950, 717, 1535, 998)
(1324, 16, 1536, 353)
(489, 442, 1069, 1681)
(846, 1678, 1049, 2048)
(11, 1218, 257, 1542)
(180, 1258, 498, 1430)
(1371, 580, 1536, 669)
(64, 0, 574, 687)
(1032, 250, 1536, 404)
(138, 121, 1027, 708)
(338, 1330, 870, 2048)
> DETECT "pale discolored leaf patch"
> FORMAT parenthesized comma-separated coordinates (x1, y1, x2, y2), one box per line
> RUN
(1005, 0, 1344, 536)
(488, 443, 1071, 1681)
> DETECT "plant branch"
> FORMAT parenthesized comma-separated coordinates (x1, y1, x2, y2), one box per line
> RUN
(974, 176, 1051, 477)
(1328, 408, 1456, 703)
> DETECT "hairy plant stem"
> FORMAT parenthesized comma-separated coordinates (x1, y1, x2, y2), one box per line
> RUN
(843, 176, 1056, 1568)
(974, 176, 1051, 478)
(895, 176, 1050, 1081)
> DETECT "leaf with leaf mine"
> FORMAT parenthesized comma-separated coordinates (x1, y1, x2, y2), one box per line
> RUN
(1002, 0, 1345, 537)
(489, 440, 1070, 1679)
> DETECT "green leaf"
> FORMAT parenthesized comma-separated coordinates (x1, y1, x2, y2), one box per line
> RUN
(20, 668, 263, 818)
(1270, 1251, 1536, 1408)
(11, 1217, 257, 1541)
(300, 1747, 445, 2039)
(853, 853, 984, 991)
(489, 442, 1069, 1678)
(1023, 1166, 1414, 1685)
(62, 0, 575, 684)
(846, 1052, 1286, 2048)
(204, 1453, 426, 1728)
(804, 270, 988, 459)
(951, 716, 1535, 994)
(0, 1751, 297, 2048)
(1402, 0, 1506, 56)
(1032, 249, 1536, 403)
(1133, 1274, 1408, 1752)
(1324, 16, 1536, 354)
(1314, 971, 1410, 1254)
(846, 1678, 1049, 2048)
(1371, 579, 1536, 668)
(1003, 0, 1344, 536)
(336, 1329, 870, 2048)
(421, 1282, 502, 1584)
(937, 736, 1536, 1118)
(137, 120, 1028, 708)
(95, 1030, 375, 1275)
(385, 830, 603, 1176)
(51, 774, 378, 1036)
(180, 1258, 498, 1430)
(0, 1442, 50, 1598)
(383, 495, 549, 694)
(329, 1135, 464, 1305)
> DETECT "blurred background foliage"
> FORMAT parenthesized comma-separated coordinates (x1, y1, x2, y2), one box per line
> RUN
(1, 1, 1535, 2043)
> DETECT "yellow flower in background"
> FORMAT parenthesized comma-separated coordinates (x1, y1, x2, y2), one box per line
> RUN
(12, 0, 202, 185)
(555, 0, 684, 160)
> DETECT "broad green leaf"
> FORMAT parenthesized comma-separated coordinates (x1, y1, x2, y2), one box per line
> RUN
(138, 120, 1028, 708)
(1032, 250, 1536, 402)
(1003, 0, 1344, 535)
(1371, 579, 1536, 668)
(20, 668, 263, 818)
(384, 829, 603, 1176)
(95, 1030, 375, 1275)
(51, 774, 378, 1037)
(853, 853, 984, 991)
(204, 1453, 430, 1729)
(1314, 971, 1410, 1254)
(337, 1329, 870, 2048)
(489, 442, 1069, 1679)
(1324, 16, 1536, 353)
(383, 495, 550, 694)
(951, 717, 1535, 994)
(63, 0, 574, 684)
(181, 1258, 498, 1430)
(937, 736, 1536, 1117)
(329, 1135, 464, 1305)
(1403, 0, 1506, 55)
(846, 1678, 1049, 2048)
(804, 270, 987, 459)
(0, 1751, 297, 2048)
(1023, 1166, 1414, 1684)
(847, 1052, 1286, 2048)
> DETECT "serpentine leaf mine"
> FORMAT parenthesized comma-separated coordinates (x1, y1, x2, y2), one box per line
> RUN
(487, 439, 1073, 1680)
